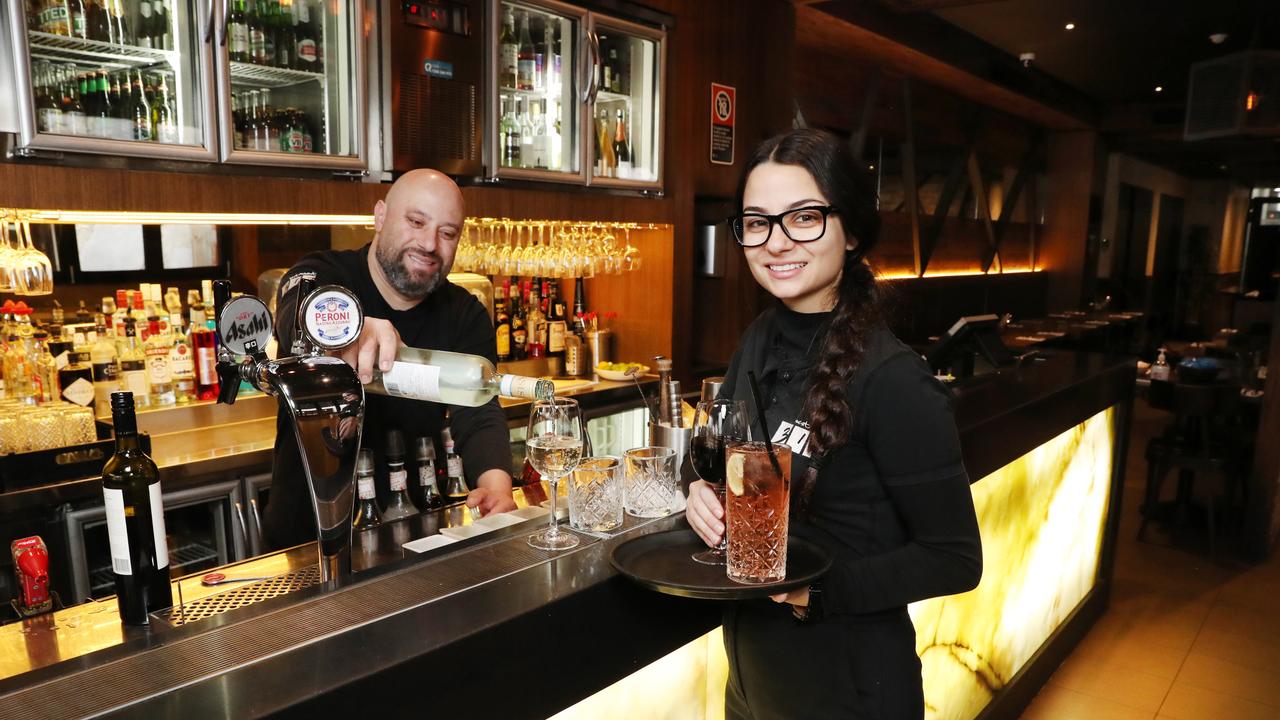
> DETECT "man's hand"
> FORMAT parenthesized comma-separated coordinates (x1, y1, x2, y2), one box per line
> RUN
(467, 486, 517, 516)
(338, 317, 401, 383)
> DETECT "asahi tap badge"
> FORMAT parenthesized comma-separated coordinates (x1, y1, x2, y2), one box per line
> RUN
(218, 296, 273, 357)
(302, 285, 363, 351)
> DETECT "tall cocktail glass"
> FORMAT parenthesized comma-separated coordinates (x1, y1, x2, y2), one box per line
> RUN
(725, 442, 791, 584)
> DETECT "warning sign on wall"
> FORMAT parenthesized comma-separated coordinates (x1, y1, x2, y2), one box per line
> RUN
(710, 83, 735, 166)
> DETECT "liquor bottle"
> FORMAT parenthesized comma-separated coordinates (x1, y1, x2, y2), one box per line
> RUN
(190, 304, 219, 400)
(525, 287, 545, 359)
(607, 46, 621, 93)
(528, 99, 547, 169)
(90, 318, 120, 412)
(294, 0, 318, 70)
(110, 290, 128, 339)
(352, 449, 381, 530)
(87, 0, 109, 41)
(48, 325, 73, 368)
(132, 285, 149, 332)
(107, 0, 129, 46)
(499, 7, 517, 89)
(509, 279, 524, 358)
(442, 432, 467, 502)
(596, 108, 614, 177)
(365, 346, 553, 405)
(248, 0, 266, 64)
(35, 64, 61, 134)
(130, 70, 152, 142)
(412, 436, 444, 511)
(229, 0, 250, 62)
(382, 430, 418, 521)
(545, 281, 566, 360)
(118, 319, 150, 407)
(69, 0, 88, 38)
(500, 96, 521, 168)
(572, 276, 587, 330)
(519, 97, 535, 167)
(614, 109, 632, 179)
(30, 331, 58, 404)
(276, 0, 295, 69)
(168, 313, 196, 403)
(517, 11, 535, 90)
(259, 89, 280, 151)
(545, 22, 560, 92)
(3, 334, 30, 404)
(494, 281, 512, 363)
(144, 319, 175, 406)
(102, 391, 172, 625)
(152, 74, 177, 144)
(532, 17, 545, 91)
(58, 350, 96, 410)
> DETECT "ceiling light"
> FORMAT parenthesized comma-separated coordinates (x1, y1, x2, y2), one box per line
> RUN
(1154, 86, 1163, 93)
(1209, 33, 1228, 44)
(1064, 22, 1075, 30)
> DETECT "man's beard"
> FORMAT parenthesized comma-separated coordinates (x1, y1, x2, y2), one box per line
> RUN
(376, 243, 444, 298)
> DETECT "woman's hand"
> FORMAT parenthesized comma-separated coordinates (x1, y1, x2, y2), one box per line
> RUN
(685, 480, 725, 548)
(770, 588, 810, 607)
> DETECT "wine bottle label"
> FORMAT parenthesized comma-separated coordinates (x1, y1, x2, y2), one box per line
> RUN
(150, 482, 169, 569)
(62, 377, 95, 406)
(357, 476, 375, 499)
(230, 24, 248, 54)
(103, 487, 132, 576)
(389, 469, 408, 491)
(379, 361, 442, 402)
(448, 457, 463, 479)
(418, 462, 436, 487)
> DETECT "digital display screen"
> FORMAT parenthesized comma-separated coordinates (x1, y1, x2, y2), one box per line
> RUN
(403, 1, 468, 35)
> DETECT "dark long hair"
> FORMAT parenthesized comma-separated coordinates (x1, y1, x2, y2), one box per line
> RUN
(735, 129, 883, 512)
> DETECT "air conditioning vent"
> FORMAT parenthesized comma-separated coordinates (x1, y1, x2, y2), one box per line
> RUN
(1185, 50, 1280, 141)
(394, 71, 479, 171)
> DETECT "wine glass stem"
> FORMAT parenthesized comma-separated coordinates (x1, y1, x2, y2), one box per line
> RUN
(716, 484, 728, 551)
(547, 477, 559, 538)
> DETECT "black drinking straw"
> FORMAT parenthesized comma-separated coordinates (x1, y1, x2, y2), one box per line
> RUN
(746, 371, 783, 478)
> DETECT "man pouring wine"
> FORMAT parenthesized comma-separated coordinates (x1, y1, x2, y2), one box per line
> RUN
(262, 169, 520, 551)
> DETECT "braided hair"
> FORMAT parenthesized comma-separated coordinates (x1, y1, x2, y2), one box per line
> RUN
(735, 129, 883, 513)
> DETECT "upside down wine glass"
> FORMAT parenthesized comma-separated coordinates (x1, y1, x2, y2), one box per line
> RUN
(526, 397, 584, 551)
(690, 399, 748, 564)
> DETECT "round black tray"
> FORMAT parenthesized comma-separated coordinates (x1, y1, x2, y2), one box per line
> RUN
(610, 528, 832, 600)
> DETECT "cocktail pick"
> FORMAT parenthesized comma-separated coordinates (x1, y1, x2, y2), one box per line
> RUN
(746, 371, 783, 478)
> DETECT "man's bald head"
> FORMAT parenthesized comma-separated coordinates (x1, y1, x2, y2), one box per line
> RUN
(370, 169, 466, 303)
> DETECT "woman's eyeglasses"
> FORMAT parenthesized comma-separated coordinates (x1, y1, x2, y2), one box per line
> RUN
(728, 205, 839, 247)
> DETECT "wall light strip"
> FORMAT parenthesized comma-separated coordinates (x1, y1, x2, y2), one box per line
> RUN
(878, 268, 1041, 280)
(14, 210, 376, 226)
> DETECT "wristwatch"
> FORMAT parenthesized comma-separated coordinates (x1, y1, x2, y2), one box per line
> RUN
(792, 579, 825, 624)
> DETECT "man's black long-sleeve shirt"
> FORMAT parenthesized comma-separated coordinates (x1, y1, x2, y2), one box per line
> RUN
(261, 246, 511, 551)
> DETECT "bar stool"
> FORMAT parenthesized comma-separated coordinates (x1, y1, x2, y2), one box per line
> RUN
(1138, 381, 1247, 555)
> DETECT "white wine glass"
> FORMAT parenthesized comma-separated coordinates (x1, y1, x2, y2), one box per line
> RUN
(526, 397, 584, 551)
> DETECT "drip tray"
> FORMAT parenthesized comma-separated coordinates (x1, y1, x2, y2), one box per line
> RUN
(160, 566, 321, 626)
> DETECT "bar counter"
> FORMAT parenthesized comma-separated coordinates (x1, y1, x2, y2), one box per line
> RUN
(0, 351, 1135, 720)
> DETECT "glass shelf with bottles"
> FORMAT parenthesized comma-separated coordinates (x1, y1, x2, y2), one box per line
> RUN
(225, 0, 327, 81)
(30, 60, 186, 144)
(228, 61, 324, 89)
(24, 0, 179, 56)
(27, 29, 174, 67)
(497, 2, 578, 175)
(229, 86, 323, 155)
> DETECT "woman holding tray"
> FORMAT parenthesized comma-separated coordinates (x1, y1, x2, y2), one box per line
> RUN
(686, 128, 983, 720)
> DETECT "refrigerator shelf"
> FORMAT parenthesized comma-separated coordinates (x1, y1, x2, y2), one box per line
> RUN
(595, 90, 632, 105)
(26, 30, 174, 70)
(229, 61, 326, 89)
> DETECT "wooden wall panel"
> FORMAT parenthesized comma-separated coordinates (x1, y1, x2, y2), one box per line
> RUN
(577, 228, 674, 364)
(1041, 131, 1096, 312)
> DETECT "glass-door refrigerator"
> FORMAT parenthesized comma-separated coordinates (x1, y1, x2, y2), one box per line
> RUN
(585, 13, 662, 190)
(489, 0, 585, 183)
(215, 0, 366, 169)
(3, 0, 218, 160)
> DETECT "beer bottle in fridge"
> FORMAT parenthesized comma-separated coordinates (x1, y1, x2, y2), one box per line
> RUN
(228, 0, 250, 62)
(102, 391, 173, 625)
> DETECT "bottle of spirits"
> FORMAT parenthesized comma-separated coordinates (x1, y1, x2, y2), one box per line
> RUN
(381, 430, 418, 521)
(168, 313, 196, 404)
(614, 109, 632, 179)
(494, 280, 512, 363)
(1150, 348, 1171, 381)
(4, 333, 33, 405)
(189, 304, 219, 400)
(30, 331, 59, 404)
(545, 281, 566, 361)
(58, 349, 96, 411)
(365, 347, 553, 406)
(516, 11, 535, 90)
(118, 319, 150, 408)
(511, 280, 528, 361)
(442, 431, 467, 502)
(525, 287, 546, 359)
(413, 436, 444, 511)
(90, 317, 120, 413)
(352, 449, 381, 530)
(102, 391, 172, 625)
(144, 319, 175, 406)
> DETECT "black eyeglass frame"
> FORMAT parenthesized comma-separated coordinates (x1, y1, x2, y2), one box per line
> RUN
(728, 205, 840, 247)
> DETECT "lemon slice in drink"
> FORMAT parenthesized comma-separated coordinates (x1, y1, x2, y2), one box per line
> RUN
(726, 453, 745, 496)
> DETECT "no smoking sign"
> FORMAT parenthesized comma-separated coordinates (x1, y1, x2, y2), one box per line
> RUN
(710, 83, 735, 165)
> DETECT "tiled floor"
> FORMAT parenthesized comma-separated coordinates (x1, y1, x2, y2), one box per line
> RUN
(1019, 401, 1280, 720)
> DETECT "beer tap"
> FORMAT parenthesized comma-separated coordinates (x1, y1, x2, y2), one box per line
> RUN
(212, 279, 367, 585)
